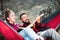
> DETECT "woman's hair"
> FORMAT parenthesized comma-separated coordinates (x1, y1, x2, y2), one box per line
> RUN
(5, 9, 11, 22)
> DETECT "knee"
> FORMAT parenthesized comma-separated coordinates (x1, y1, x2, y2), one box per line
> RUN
(49, 29, 55, 31)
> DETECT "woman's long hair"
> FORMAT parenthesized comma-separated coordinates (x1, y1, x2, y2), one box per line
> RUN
(5, 9, 11, 23)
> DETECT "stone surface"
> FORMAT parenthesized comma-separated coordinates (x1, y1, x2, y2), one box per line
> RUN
(0, 0, 60, 23)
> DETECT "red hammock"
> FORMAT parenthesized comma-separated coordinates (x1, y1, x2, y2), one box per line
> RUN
(46, 13, 60, 29)
(0, 20, 24, 40)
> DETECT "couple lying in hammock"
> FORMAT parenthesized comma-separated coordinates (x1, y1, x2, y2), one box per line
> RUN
(4, 9, 60, 40)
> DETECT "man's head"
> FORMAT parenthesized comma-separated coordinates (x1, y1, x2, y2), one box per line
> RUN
(20, 13, 30, 24)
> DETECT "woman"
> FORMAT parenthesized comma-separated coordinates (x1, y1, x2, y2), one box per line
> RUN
(5, 9, 43, 40)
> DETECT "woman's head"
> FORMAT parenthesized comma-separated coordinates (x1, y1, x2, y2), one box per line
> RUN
(5, 9, 16, 23)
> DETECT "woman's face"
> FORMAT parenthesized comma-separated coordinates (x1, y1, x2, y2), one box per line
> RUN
(7, 11, 16, 23)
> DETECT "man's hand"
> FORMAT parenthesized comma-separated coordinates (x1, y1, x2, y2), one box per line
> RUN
(36, 14, 44, 23)
(36, 16, 41, 23)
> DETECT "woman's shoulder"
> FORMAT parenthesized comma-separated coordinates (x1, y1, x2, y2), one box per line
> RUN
(16, 23, 23, 27)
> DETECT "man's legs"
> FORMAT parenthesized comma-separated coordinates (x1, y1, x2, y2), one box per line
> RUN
(19, 27, 44, 40)
(37, 29, 60, 40)
(19, 30, 31, 40)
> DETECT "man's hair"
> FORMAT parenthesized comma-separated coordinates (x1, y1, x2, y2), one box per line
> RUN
(20, 13, 26, 20)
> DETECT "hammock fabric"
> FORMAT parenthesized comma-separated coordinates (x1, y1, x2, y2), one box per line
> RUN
(0, 20, 24, 40)
(46, 13, 60, 29)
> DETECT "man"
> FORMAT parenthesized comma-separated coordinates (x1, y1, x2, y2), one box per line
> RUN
(20, 13, 60, 40)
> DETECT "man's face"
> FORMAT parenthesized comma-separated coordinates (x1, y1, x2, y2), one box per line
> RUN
(21, 14, 30, 23)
